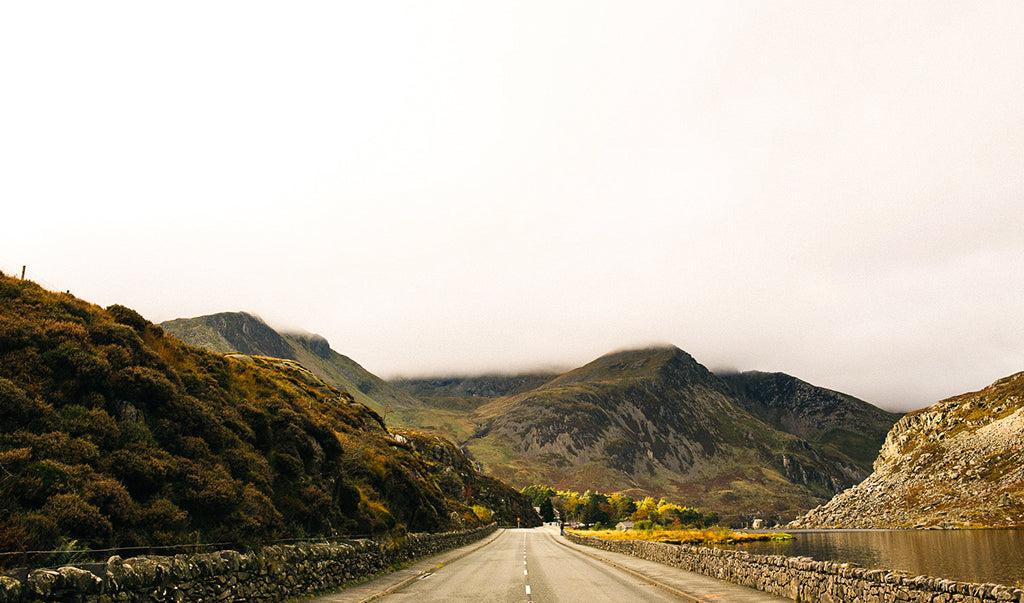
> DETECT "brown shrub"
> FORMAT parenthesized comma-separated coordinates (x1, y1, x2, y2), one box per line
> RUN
(42, 493, 113, 548)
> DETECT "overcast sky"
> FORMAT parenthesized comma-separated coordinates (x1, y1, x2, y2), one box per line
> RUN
(3, 2, 1023, 412)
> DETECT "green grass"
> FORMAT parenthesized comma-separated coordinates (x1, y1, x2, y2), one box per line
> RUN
(388, 408, 478, 442)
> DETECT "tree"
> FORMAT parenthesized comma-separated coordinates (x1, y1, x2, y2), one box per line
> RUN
(631, 497, 659, 523)
(609, 493, 636, 521)
(538, 497, 555, 522)
(521, 485, 556, 507)
(580, 494, 609, 526)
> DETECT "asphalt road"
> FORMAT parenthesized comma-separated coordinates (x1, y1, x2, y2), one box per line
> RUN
(309, 526, 788, 602)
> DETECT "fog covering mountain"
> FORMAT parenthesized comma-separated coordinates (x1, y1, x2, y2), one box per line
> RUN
(790, 371, 1024, 528)
(0, 275, 535, 560)
(163, 312, 900, 525)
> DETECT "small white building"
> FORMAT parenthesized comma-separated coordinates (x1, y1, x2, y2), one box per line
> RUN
(615, 521, 634, 531)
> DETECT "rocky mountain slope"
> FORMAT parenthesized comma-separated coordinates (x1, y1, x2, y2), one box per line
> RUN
(789, 371, 1024, 528)
(456, 346, 899, 524)
(0, 274, 535, 561)
(721, 371, 898, 469)
(161, 312, 421, 416)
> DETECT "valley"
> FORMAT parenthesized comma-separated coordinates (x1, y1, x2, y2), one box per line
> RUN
(164, 312, 902, 525)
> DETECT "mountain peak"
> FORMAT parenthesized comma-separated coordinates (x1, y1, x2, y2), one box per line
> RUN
(542, 345, 713, 389)
(162, 311, 295, 360)
(287, 331, 332, 359)
(161, 312, 423, 413)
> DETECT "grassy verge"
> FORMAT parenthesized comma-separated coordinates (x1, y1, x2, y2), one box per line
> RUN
(570, 527, 794, 545)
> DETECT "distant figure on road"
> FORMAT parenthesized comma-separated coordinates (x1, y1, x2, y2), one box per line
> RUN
(559, 521, 564, 536)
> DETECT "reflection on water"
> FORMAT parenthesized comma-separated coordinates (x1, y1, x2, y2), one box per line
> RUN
(727, 529, 1024, 587)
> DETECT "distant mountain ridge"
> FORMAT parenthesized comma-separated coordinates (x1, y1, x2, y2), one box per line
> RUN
(161, 312, 421, 415)
(412, 346, 901, 525)
(391, 374, 558, 411)
(790, 371, 1024, 528)
(160, 312, 901, 525)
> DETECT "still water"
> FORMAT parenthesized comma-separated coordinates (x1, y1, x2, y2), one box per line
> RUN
(728, 530, 1024, 587)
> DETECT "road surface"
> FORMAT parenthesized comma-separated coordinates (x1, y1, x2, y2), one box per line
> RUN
(309, 526, 788, 602)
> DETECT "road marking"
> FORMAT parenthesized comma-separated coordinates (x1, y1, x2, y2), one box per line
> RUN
(548, 530, 706, 603)
(524, 533, 532, 602)
(353, 528, 506, 603)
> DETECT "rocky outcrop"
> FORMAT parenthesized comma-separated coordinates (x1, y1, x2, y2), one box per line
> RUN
(790, 371, 1024, 528)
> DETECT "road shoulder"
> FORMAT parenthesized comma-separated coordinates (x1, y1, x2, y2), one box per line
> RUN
(302, 528, 507, 603)
(549, 527, 790, 602)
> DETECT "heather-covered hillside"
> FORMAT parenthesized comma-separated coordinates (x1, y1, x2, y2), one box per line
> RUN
(0, 273, 535, 565)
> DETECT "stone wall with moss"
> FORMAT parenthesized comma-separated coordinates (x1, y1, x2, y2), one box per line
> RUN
(567, 533, 1024, 602)
(0, 525, 496, 602)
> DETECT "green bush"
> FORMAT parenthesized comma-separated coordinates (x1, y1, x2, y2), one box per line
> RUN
(107, 446, 168, 498)
(84, 477, 136, 525)
(42, 493, 113, 548)
(112, 366, 177, 406)
(106, 305, 149, 334)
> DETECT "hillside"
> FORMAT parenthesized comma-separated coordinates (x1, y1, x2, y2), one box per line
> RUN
(454, 347, 899, 525)
(392, 374, 558, 410)
(0, 274, 536, 563)
(388, 373, 559, 443)
(161, 312, 422, 416)
(790, 371, 1024, 528)
(721, 371, 900, 469)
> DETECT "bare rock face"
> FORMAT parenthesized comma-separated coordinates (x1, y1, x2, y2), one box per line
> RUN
(789, 371, 1024, 529)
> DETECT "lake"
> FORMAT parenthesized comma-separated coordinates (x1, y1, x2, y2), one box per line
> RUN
(726, 529, 1024, 587)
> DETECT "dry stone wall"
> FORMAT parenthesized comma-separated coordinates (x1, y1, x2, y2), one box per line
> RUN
(0, 525, 496, 603)
(567, 533, 1024, 603)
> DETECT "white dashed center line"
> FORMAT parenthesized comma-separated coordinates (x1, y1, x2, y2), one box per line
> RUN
(523, 533, 532, 602)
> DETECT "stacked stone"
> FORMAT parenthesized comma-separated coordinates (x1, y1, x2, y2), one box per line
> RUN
(0, 524, 496, 602)
(566, 533, 1024, 603)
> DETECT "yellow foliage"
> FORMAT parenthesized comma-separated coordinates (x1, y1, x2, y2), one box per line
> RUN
(471, 505, 492, 522)
(572, 527, 793, 545)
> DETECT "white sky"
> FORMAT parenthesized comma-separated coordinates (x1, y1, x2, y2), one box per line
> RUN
(3, 2, 1023, 411)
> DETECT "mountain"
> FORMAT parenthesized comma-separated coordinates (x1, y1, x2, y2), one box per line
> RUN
(0, 273, 536, 560)
(721, 371, 899, 469)
(431, 346, 900, 525)
(158, 313, 901, 525)
(789, 371, 1024, 529)
(161, 312, 421, 416)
